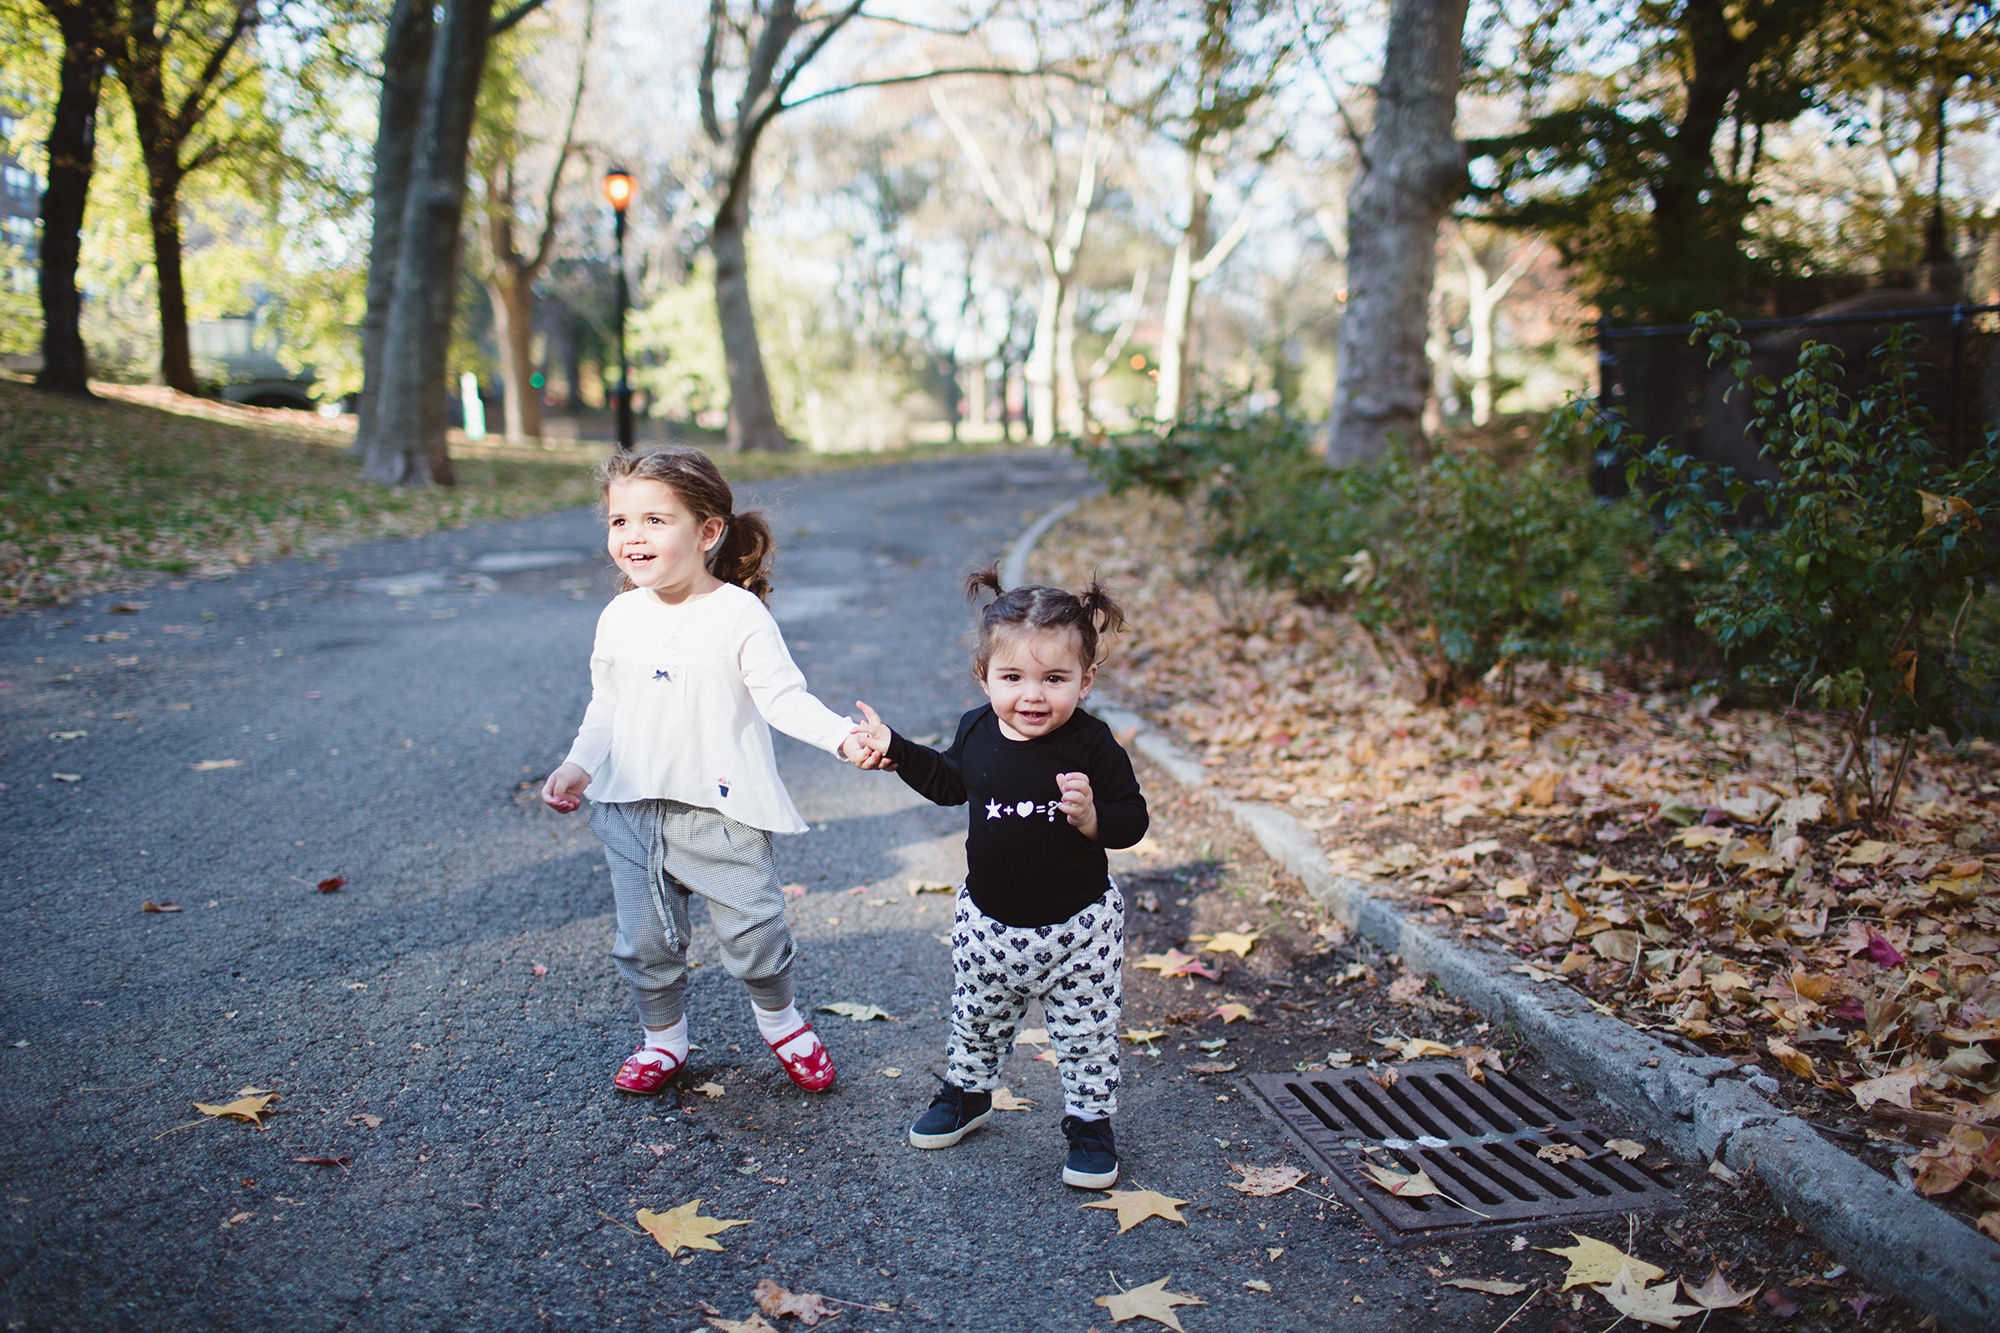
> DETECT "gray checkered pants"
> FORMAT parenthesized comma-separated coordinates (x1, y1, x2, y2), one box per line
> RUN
(590, 799, 795, 1026)
(947, 884, 1124, 1117)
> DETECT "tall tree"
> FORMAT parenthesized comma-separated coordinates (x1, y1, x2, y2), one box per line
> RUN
(471, 0, 590, 443)
(1324, 0, 1470, 466)
(112, 0, 263, 393)
(33, 0, 117, 396)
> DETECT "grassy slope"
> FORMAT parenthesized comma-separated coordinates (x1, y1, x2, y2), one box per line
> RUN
(0, 380, 1011, 611)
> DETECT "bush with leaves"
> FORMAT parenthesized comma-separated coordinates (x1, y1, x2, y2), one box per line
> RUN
(1085, 405, 1657, 701)
(1578, 313, 2000, 815)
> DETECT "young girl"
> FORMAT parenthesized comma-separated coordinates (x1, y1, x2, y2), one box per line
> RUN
(850, 568, 1147, 1187)
(542, 446, 872, 1096)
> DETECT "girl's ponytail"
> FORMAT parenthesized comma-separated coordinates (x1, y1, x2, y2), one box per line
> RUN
(1077, 580, 1125, 638)
(710, 510, 775, 602)
(964, 563, 1005, 604)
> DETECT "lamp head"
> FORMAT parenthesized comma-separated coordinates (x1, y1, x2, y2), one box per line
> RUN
(603, 167, 633, 213)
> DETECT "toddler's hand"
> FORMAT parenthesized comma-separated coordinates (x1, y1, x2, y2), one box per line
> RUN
(844, 701, 898, 771)
(1056, 771, 1098, 841)
(542, 762, 591, 813)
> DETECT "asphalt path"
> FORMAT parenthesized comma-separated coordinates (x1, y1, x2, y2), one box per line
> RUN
(0, 449, 1451, 1332)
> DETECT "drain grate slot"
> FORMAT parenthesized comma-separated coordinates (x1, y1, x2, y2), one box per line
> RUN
(1246, 1062, 1680, 1241)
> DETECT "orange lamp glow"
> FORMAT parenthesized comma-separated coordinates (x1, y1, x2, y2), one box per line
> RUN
(1129, 353, 1147, 370)
(603, 168, 634, 213)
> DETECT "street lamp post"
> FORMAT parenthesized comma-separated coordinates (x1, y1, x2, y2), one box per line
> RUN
(603, 166, 635, 451)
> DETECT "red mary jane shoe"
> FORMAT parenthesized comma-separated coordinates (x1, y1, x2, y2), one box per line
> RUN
(767, 1023, 837, 1092)
(613, 1046, 684, 1095)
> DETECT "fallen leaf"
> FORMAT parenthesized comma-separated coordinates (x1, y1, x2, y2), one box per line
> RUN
(1841, 839, 1892, 866)
(1537, 1143, 1588, 1164)
(1978, 1211, 2000, 1243)
(1014, 1027, 1051, 1045)
(753, 1277, 837, 1326)
(193, 1088, 278, 1127)
(1395, 1038, 1454, 1061)
(880, 1068, 901, 1078)
(1121, 1028, 1167, 1044)
(1761, 1286, 1799, 1317)
(780, 883, 807, 898)
(1211, 1003, 1255, 1024)
(315, 876, 346, 892)
(1242, 1278, 1272, 1292)
(1766, 1037, 1814, 1079)
(293, 1155, 349, 1168)
(990, 1086, 1035, 1111)
(634, 1200, 752, 1255)
(51, 773, 83, 782)
(694, 1082, 725, 1098)
(1539, 1234, 1665, 1290)
(1227, 1163, 1306, 1196)
(1186, 1061, 1238, 1074)
(532, 963, 548, 977)
(1193, 930, 1260, 957)
(816, 1002, 892, 1022)
(350, 1113, 382, 1128)
(1851, 1065, 1926, 1111)
(1596, 1262, 1703, 1328)
(706, 1315, 780, 1333)
(906, 878, 954, 894)
(1082, 1189, 1190, 1233)
(1444, 1279, 1528, 1296)
(1686, 1266, 1758, 1310)
(1137, 949, 1221, 980)
(1363, 1162, 1438, 1197)
(140, 901, 181, 913)
(1606, 1139, 1646, 1161)
(188, 759, 244, 770)
(1092, 1275, 1204, 1330)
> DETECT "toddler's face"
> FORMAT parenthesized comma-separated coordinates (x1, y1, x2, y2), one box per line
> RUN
(605, 478, 723, 598)
(981, 628, 1094, 741)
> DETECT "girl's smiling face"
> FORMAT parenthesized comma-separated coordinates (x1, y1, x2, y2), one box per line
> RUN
(980, 627, 1094, 741)
(605, 477, 725, 601)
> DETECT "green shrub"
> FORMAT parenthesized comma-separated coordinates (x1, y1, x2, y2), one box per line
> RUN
(1085, 404, 1658, 701)
(1581, 313, 2000, 812)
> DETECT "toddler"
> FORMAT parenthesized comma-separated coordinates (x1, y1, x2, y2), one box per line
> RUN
(543, 446, 873, 1095)
(851, 567, 1147, 1187)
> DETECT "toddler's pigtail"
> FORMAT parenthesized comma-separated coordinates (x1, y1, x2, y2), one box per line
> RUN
(964, 563, 1005, 604)
(710, 510, 775, 603)
(1078, 579, 1126, 642)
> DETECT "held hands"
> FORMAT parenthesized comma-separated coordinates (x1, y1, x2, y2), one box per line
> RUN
(843, 701, 897, 771)
(542, 762, 591, 813)
(1056, 771, 1098, 841)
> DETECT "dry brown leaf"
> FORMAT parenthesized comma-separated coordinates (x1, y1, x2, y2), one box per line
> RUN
(635, 1200, 752, 1255)
(753, 1278, 836, 1326)
(1227, 1163, 1306, 1196)
(1597, 1263, 1703, 1328)
(1685, 1266, 1758, 1310)
(1092, 1276, 1205, 1330)
(990, 1086, 1035, 1111)
(1606, 1139, 1646, 1161)
(1187, 1060, 1239, 1074)
(1122, 1028, 1167, 1045)
(1211, 1003, 1255, 1024)
(1767, 1037, 1815, 1079)
(1136, 949, 1220, 979)
(706, 1316, 781, 1333)
(192, 1088, 278, 1127)
(1536, 1143, 1587, 1164)
(1081, 1189, 1189, 1233)
(1851, 1065, 1927, 1111)
(1539, 1234, 1666, 1290)
(694, 1082, 726, 1098)
(1444, 1278, 1528, 1296)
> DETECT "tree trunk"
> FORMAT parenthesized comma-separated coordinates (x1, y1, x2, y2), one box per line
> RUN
(486, 274, 542, 441)
(1325, 0, 1470, 466)
(1055, 281, 1084, 437)
(1153, 160, 1209, 426)
(142, 158, 194, 391)
(370, 0, 492, 486)
(710, 188, 786, 452)
(1025, 271, 1062, 445)
(34, 0, 105, 398)
(355, 0, 435, 457)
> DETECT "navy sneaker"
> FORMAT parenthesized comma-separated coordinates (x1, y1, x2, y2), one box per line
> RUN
(1060, 1114, 1119, 1188)
(909, 1082, 992, 1149)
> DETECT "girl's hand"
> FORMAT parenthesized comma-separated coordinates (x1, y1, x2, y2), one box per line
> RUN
(1056, 771, 1098, 841)
(844, 701, 897, 771)
(542, 762, 591, 812)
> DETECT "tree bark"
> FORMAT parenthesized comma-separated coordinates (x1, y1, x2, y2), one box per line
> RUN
(355, 0, 435, 458)
(1325, 0, 1470, 466)
(370, 0, 493, 486)
(141, 163, 192, 390)
(34, 0, 108, 397)
(486, 269, 542, 440)
(1153, 153, 1207, 426)
(710, 187, 786, 451)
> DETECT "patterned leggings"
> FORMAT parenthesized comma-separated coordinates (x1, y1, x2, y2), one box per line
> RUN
(947, 883, 1124, 1118)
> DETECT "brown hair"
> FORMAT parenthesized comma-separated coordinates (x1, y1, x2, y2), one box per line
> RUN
(597, 447, 775, 601)
(963, 563, 1125, 680)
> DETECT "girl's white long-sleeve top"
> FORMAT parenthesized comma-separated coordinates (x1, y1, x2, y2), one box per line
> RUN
(563, 583, 853, 833)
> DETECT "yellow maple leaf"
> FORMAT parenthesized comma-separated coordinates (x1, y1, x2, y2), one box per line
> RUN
(634, 1200, 752, 1256)
(1121, 1028, 1167, 1044)
(1192, 930, 1260, 957)
(1539, 1233, 1665, 1290)
(1082, 1189, 1190, 1233)
(1211, 1003, 1255, 1024)
(1397, 1037, 1454, 1061)
(192, 1087, 278, 1127)
(1596, 1262, 1703, 1328)
(1917, 490, 1974, 538)
(1092, 1275, 1205, 1330)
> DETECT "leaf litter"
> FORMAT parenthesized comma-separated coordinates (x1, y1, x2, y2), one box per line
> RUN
(1036, 489, 2000, 1228)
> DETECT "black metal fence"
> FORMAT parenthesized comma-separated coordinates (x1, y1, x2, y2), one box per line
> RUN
(1590, 301, 2000, 501)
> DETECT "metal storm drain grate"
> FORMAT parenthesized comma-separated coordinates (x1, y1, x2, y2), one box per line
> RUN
(1246, 1062, 1680, 1241)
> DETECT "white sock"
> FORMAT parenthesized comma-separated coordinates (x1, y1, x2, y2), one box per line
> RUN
(753, 1001, 814, 1056)
(638, 1016, 688, 1064)
(1065, 1105, 1108, 1121)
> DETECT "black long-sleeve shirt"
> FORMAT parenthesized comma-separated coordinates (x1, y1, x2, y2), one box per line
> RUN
(886, 704, 1148, 928)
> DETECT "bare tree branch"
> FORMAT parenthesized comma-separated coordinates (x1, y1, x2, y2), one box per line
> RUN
(527, 0, 593, 275)
(699, 0, 726, 142)
(491, 0, 554, 38)
(780, 63, 1090, 112)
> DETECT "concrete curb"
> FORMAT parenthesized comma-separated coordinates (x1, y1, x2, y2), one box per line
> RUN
(1000, 496, 1085, 591)
(1094, 707, 2000, 1331)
